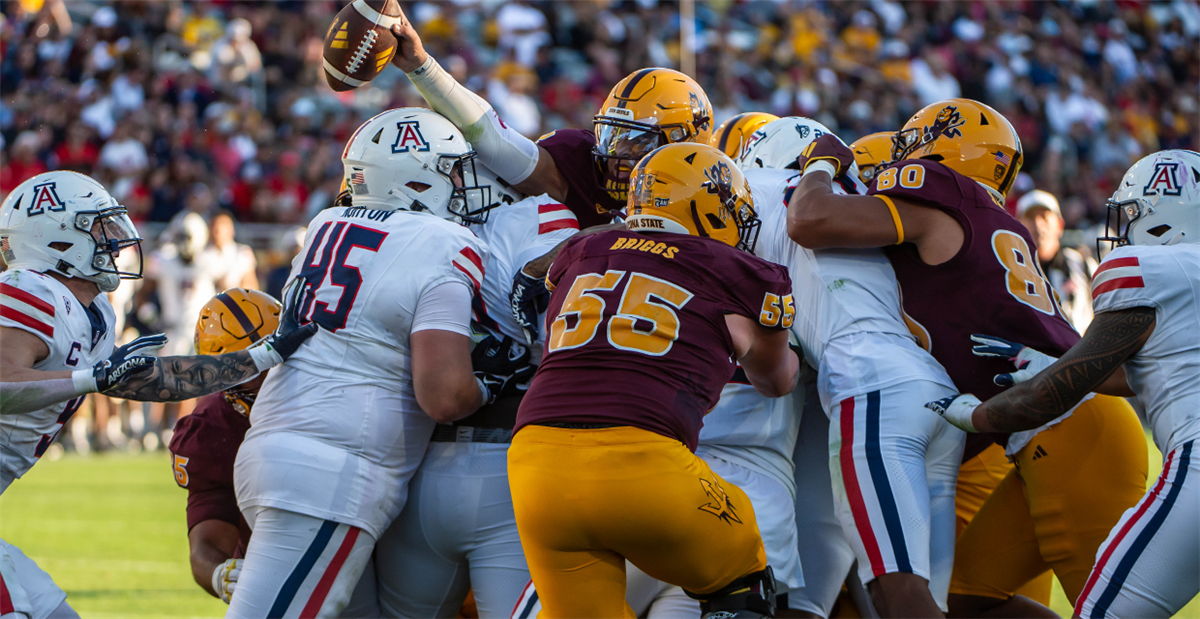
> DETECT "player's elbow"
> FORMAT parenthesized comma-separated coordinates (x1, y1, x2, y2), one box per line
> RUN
(787, 206, 836, 249)
(417, 381, 479, 424)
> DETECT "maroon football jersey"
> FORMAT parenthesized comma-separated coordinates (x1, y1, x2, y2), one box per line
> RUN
(874, 160, 1080, 401)
(537, 129, 625, 228)
(516, 230, 794, 451)
(168, 394, 252, 557)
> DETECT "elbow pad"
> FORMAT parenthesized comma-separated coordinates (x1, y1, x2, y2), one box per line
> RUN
(407, 56, 539, 184)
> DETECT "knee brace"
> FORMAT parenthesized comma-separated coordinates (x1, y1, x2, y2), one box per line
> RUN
(685, 566, 777, 618)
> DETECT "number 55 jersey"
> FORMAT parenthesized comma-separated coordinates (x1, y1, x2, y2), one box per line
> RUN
(236, 205, 488, 541)
(515, 229, 794, 452)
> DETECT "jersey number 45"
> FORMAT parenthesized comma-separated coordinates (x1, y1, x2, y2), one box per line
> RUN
(296, 221, 388, 331)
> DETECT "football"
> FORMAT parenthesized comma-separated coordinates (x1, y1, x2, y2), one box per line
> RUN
(322, 0, 403, 92)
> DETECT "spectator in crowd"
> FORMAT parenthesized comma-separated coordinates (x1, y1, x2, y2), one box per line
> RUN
(207, 210, 259, 291)
(0, 131, 47, 193)
(1017, 190, 1098, 332)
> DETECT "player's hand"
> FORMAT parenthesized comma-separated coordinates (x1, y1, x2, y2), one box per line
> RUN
(925, 394, 981, 433)
(510, 269, 550, 346)
(796, 134, 855, 179)
(389, 11, 428, 73)
(211, 558, 242, 604)
(472, 334, 534, 405)
(248, 280, 318, 370)
(970, 334, 1058, 387)
(88, 334, 167, 393)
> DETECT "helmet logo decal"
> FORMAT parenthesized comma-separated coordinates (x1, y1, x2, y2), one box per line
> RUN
(1144, 162, 1182, 196)
(391, 121, 431, 153)
(701, 161, 735, 217)
(689, 91, 711, 133)
(924, 105, 966, 142)
(349, 168, 369, 195)
(796, 124, 809, 139)
(993, 150, 1012, 165)
(28, 182, 65, 216)
(994, 165, 1005, 181)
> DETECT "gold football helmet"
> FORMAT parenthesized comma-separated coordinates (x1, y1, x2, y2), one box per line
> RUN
(892, 98, 1023, 198)
(194, 288, 282, 415)
(626, 143, 759, 252)
(850, 131, 895, 185)
(594, 68, 714, 203)
(710, 112, 779, 159)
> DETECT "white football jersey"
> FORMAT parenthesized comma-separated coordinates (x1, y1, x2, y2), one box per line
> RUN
(237, 206, 488, 539)
(699, 382, 802, 493)
(745, 169, 955, 409)
(1091, 244, 1200, 454)
(0, 270, 115, 494)
(470, 195, 578, 361)
(145, 246, 220, 355)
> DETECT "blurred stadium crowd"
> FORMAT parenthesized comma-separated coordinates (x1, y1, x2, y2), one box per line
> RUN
(1, 0, 1198, 452)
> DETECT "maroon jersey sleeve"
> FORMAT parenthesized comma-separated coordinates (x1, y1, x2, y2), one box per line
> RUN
(519, 231, 792, 451)
(876, 161, 1080, 402)
(536, 129, 624, 228)
(545, 233, 587, 293)
(168, 394, 252, 550)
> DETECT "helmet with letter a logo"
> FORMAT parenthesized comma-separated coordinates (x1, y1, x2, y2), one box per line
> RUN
(1098, 150, 1200, 253)
(593, 68, 714, 204)
(891, 98, 1023, 203)
(341, 107, 492, 225)
(194, 288, 282, 415)
(0, 170, 143, 292)
(626, 143, 760, 252)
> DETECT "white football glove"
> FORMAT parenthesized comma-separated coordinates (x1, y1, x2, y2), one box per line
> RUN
(970, 334, 1058, 387)
(925, 394, 981, 433)
(212, 558, 242, 604)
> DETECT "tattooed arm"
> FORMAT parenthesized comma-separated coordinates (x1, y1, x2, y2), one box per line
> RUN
(968, 306, 1156, 433)
(102, 352, 262, 402)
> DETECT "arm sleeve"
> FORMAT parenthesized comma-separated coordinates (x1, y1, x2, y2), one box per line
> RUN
(411, 280, 474, 336)
(0, 379, 90, 416)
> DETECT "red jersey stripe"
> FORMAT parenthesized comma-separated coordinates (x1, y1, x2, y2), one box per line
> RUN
(459, 246, 485, 272)
(537, 202, 570, 214)
(1091, 276, 1145, 300)
(300, 527, 362, 617)
(0, 566, 14, 615)
(839, 396, 887, 576)
(1094, 256, 1140, 276)
(0, 282, 55, 316)
(0, 305, 54, 337)
(453, 262, 481, 293)
(539, 218, 578, 234)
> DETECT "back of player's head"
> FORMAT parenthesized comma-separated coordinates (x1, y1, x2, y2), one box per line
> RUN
(710, 112, 779, 159)
(626, 143, 759, 252)
(0, 170, 143, 292)
(593, 68, 714, 203)
(736, 116, 848, 174)
(850, 131, 895, 186)
(194, 288, 282, 415)
(1100, 149, 1200, 253)
(340, 108, 492, 225)
(892, 98, 1023, 199)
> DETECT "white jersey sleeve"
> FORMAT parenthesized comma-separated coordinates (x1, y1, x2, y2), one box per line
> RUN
(471, 196, 578, 359)
(1092, 244, 1200, 454)
(1, 270, 115, 493)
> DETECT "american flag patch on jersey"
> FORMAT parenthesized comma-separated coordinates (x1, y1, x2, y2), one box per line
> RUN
(1091, 256, 1143, 299)
(452, 247, 485, 294)
(537, 202, 578, 234)
(994, 150, 1011, 165)
(0, 282, 55, 337)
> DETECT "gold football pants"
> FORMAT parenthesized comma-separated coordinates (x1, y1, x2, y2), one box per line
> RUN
(950, 396, 1148, 603)
(508, 425, 767, 618)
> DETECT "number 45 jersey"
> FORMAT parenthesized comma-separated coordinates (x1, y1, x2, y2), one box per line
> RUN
(238, 206, 488, 540)
(1, 269, 115, 494)
(516, 230, 794, 452)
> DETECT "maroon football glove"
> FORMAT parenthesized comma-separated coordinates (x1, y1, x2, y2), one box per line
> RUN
(796, 134, 856, 179)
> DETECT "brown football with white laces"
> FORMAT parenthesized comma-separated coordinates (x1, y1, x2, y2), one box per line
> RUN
(322, 0, 403, 92)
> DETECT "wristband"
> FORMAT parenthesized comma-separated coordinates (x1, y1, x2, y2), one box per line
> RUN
(803, 160, 838, 179)
(72, 369, 97, 394)
(405, 54, 438, 80)
(248, 343, 281, 373)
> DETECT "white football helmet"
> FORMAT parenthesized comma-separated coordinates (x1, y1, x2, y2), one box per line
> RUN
(1100, 150, 1200, 253)
(341, 108, 492, 225)
(0, 171, 142, 292)
(737, 116, 860, 180)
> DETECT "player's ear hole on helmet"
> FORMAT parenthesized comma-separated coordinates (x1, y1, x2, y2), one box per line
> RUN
(1147, 225, 1172, 237)
(406, 181, 432, 193)
(705, 213, 727, 229)
(48, 241, 72, 251)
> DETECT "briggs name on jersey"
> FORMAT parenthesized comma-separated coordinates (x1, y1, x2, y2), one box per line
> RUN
(609, 235, 680, 259)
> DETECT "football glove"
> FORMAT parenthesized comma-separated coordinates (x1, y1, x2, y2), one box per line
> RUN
(510, 269, 550, 346)
(970, 334, 1058, 387)
(796, 134, 855, 179)
(79, 333, 167, 394)
(247, 279, 319, 372)
(211, 558, 242, 604)
(472, 334, 534, 405)
(925, 394, 981, 433)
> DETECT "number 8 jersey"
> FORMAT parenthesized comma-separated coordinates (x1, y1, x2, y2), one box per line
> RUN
(515, 229, 794, 452)
(238, 206, 488, 540)
(874, 159, 1080, 402)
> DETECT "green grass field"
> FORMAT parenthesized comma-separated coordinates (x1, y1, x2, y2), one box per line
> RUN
(1, 445, 1196, 618)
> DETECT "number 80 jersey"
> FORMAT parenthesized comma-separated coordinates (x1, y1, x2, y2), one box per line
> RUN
(875, 159, 1080, 401)
(516, 230, 794, 452)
